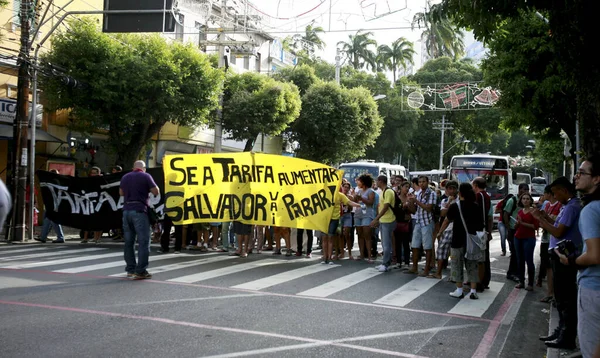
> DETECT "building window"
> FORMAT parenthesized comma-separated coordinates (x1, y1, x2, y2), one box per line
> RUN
(195, 21, 206, 50)
(230, 55, 236, 65)
(243, 56, 250, 70)
(255, 53, 261, 73)
(175, 14, 184, 41)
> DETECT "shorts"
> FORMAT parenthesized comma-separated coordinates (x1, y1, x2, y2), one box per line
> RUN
(436, 229, 453, 260)
(411, 222, 434, 250)
(327, 220, 340, 236)
(233, 221, 253, 236)
(450, 247, 479, 284)
(341, 213, 353, 228)
(354, 216, 373, 227)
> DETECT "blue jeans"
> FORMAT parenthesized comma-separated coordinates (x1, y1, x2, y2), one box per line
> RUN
(380, 222, 395, 267)
(122, 210, 151, 274)
(40, 212, 64, 241)
(498, 222, 507, 253)
(514, 237, 536, 286)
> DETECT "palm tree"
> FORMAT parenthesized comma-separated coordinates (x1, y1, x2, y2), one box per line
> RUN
(337, 30, 378, 71)
(411, 4, 464, 60)
(291, 24, 326, 58)
(377, 37, 416, 83)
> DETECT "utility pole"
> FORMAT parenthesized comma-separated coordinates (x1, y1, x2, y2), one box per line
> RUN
(433, 114, 453, 170)
(335, 48, 341, 84)
(213, 0, 227, 154)
(10, 0, 33, 242)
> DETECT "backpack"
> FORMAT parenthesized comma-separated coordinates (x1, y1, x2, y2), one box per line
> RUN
(499, 194, 517, 223)
(385, 188, 404, 222)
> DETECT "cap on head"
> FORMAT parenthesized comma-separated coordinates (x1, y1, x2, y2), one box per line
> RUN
(133, 160, 146, 170)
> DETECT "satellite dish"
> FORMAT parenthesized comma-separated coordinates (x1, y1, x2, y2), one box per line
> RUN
(407, 91, 424, 109)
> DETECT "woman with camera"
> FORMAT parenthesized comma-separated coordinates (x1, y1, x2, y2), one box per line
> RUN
(514, 193, 539, 291)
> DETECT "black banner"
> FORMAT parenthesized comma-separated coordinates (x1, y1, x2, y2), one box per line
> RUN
(36, 168, 165, 231)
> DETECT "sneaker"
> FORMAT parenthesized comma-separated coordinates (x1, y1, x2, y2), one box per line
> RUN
(174, 251, 181, 254)
(272, 249, 282, 255)
(295, 251, 302, 257)
(126, 273, 135, 278)
(449, 291, 464, 298)
(52, 239, 65, 243)
(378, 265, 388, 272)
(80, 239, 88, 244)
(306, 253, 312, 259)
(157, 249, 166, 254)
(133, 272, 152, 280)
(469, 292, 479, 300)
(321, 260, 327, 265)
(34, 237, 46, 243)
(328, 261, 335, 265)
(285, 250, 292, 257)
(375, 264, 385, 271)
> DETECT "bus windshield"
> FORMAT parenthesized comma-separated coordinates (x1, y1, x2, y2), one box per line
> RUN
(339, 165, 378, 183)
(450, 169, 508, 200)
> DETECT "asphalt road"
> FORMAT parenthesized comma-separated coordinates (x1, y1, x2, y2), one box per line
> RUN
(0, 232, 552, 358)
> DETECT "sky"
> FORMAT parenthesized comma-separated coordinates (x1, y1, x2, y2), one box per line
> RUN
(250, 0, 441, 71)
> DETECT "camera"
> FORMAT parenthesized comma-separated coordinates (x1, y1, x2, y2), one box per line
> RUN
(552, 239, 578, 258)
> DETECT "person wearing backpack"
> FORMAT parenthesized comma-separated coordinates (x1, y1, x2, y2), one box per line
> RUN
(504, 183, 530, 282)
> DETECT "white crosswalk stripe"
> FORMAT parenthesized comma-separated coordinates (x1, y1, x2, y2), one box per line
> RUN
(373, 275, 447, 307)
(0, 246, 63, 255)
(167, 259, 287, 283)
(1, 250, 119, 269)
(54, 253, 191, 273)
(0, 248, 106, 262)
(110, 254, 234, 277)
(447, 281, 504, 317)
(232, 263, 337, 290)
(297, 268, 382, 298)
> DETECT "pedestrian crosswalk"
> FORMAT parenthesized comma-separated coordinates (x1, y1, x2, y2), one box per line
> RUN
(0, 244, 509, 318)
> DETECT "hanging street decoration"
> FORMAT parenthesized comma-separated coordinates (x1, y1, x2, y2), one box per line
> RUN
(401, 82, 501, 111)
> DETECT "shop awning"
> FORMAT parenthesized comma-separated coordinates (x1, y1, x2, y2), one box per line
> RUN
(0, 123, 65, 143)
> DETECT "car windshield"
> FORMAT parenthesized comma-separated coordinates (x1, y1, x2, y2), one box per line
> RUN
(531, 183, 545, 196)
(339, 165, 378, 183)
(450, 169, 508, 200)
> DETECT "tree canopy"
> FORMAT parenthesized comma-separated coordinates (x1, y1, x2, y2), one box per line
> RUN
(222, 72, 301, 151)
(41, 18, 222, 167)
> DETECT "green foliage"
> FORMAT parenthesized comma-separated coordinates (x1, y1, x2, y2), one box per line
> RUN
(222, 72, 301, 151)
(40, 18, 222, 167)
(377, 37, 416, 82)
(337, 31, 378, 71)
(271, 64, 319, 96)
(534, 133, 565, 179)
(292, 82, 383, 164)
(411, 8, 465, 59)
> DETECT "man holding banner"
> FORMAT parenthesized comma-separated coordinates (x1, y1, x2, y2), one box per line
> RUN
(120, 160, 159, 280)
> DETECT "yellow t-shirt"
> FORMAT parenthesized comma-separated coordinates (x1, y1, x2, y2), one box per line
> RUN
(379, 188, 396, 224)
(331, 191, 350, 221)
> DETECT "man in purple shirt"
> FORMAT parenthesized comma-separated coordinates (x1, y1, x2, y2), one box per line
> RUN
(120, 160, 159, 280)
(533, 176, 582, 349)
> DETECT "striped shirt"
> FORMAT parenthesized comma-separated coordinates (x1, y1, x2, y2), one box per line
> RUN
(416, 188, 437, 226)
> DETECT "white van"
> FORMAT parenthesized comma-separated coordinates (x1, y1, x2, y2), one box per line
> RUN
(516, 173, 532, 192)
(338, 160, 407, 184)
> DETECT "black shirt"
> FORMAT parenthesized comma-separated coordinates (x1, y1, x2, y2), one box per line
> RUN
(446, 200, 484, 248)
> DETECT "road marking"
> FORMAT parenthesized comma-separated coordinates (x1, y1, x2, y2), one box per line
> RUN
(54, 253, 191, 273)
(296, 268, 382, 298)
(231, 263, 337, 290)
(0, 246, 63, 255)
(0, 277, 66, 289)
(447, 281, 504, 317)
(109, 254, 232, 277)
(107, 293, 264, 306)
(1, 250, 119, 269)
(167, 259, 286, 283)
(0, 248, 106, 262)
(373, 275, 446, 307)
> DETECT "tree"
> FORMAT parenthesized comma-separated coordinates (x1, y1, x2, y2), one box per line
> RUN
(222, 72, 301, 152)
(271, 64, 319, 96)
(377, 38, 416, 83)
(337, 31, 378, 71)
(436, 0, 600, 156)
(292, 82, 383, 164)
(41, 18, 222, 168)
(411, 8, 465, 59)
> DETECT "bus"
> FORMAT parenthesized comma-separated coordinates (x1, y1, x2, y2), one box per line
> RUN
(409, 170, 447, 187)
(338, 161, 407, 184)
(448, 154, 517, 224)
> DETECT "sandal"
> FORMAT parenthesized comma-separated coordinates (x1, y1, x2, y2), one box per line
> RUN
(229, 252, 241, 256)
(404, 269, 418, 274)
(240, 253, 248, 258)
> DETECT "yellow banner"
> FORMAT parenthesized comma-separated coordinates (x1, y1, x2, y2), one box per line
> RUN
(163, 153, 343, 232)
